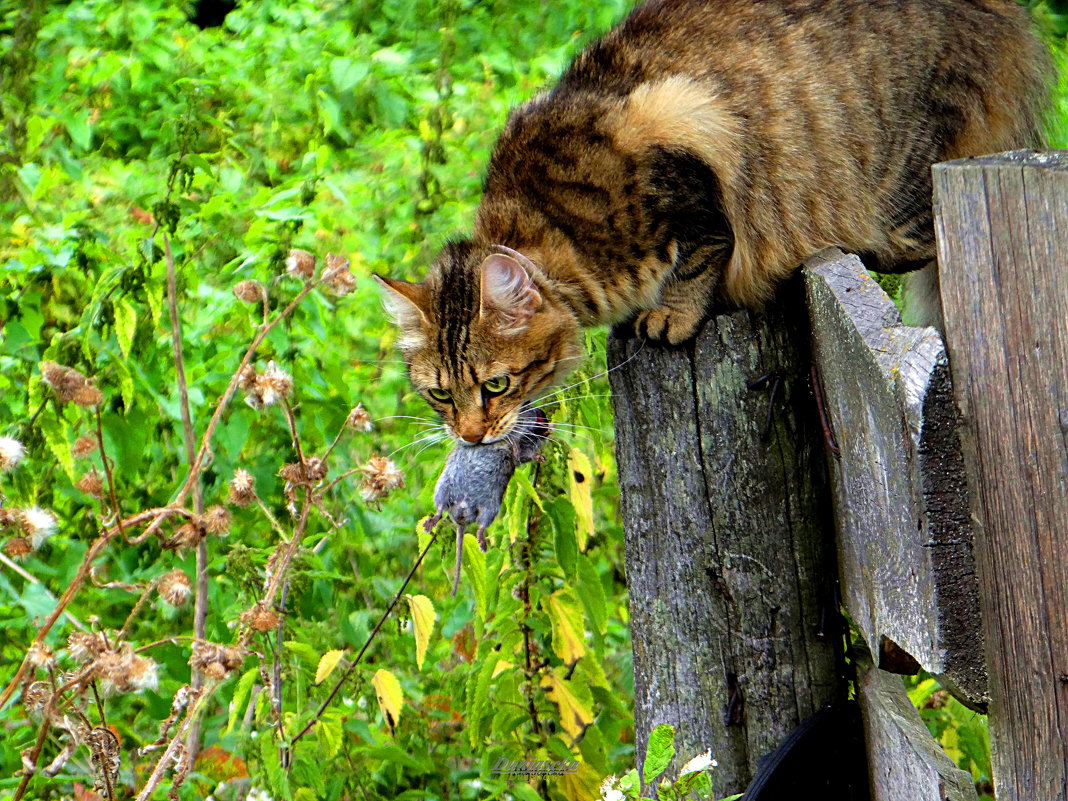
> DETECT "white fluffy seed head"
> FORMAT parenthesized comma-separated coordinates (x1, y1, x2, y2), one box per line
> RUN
(0, 437, 26, 472)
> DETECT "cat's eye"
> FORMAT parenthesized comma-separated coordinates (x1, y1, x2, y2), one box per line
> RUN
(482, 376, 510, 396)
(427, 387, 452, 402)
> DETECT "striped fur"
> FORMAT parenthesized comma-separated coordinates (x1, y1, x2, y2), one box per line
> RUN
(377, 0, 1051, 442)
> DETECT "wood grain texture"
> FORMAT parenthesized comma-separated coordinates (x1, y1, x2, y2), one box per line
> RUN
(803, 248, 985, 707)
(934, 150, 1068, 801)
(607, 279, 846, 796)
(854, 648, 978, 801)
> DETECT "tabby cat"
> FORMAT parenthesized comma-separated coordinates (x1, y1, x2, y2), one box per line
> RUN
(375, 0, 1050, 445)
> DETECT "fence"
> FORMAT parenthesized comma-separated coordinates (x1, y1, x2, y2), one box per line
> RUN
(608, 150, 1068, 800)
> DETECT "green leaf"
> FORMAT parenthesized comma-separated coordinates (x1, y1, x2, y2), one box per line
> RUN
(643, 724, 676, 785)
(548, 496, 578, 580)
(575, 555, 608, 636)
(224, 668, 259, 737)
(113, 299, 138, 359)
(65, 109, 91, 149)
(462, 532, 488, 629)
(317, 711, 344, 759)
(260, 732, 293, 799)
(465, 642, 498, 748)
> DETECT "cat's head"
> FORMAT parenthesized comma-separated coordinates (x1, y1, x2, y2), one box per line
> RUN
(374, 241, 582, 445)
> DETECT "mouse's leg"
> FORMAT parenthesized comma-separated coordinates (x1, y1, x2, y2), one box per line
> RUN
(476, 525, 488, 552)
(423, 512, 442, 534)
(451, 523, 467, 597)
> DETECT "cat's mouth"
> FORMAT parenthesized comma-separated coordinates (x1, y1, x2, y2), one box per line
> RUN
(456, 405, 549, 447)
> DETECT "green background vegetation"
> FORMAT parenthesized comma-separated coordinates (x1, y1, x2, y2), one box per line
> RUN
(1, 1, 1065, 799)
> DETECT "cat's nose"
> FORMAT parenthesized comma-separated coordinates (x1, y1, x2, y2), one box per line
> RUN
(460, 431, 484, 443)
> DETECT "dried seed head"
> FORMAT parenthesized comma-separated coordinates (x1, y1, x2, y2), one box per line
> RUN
(23, 680, 52, 714)
(72, 384, 104, 408)
(41, 362, 88, 403)
(4, 536, 33, 560)
(256, 361, 293, 407)
(279, 456, 327, 487)
(360, 455, 404, 504)
(165, 521, 205, 550)
(27, 642, 57, 670)
(233, 280, 265, 304)
(229, 469, 256, 507)
(126, 656, 159, 692)
(202, 506, 231, 536)
(20, 507, 57, 549)
(241, 602, 281, 632)
(0, 507, 16, 528)
(68, 631, 107, 663)
(322, 253, 356, 296)
(158, 569, 193, 606)
(346, 403, 373, 433)
(0, 436, 26, 472)
(76, 470, 106, 498)
(238, 364, 258, 393)
(72, 434, 99, 458)
(94, 646, 136, 695)
(190, 642, 246, 679)
(88, 726, 120, 796)
(286, 248, 316, 279)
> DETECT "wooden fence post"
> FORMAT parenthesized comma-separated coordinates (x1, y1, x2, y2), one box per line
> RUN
(607, 280, 849, 797)
(934, 150, 1068, 801)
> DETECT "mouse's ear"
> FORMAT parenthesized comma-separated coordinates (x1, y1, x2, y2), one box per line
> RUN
(373, 274, 431, 350)
(478, 250, 541, 334)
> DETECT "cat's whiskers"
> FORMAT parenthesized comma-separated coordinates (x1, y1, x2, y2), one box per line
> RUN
(388, 427, 450, 459)
(533, 340, 646, 406)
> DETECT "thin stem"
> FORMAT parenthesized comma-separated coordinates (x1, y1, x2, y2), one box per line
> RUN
(0, 553, 85, 630)
(291, 530, 438, 745)
(133, 686, 209, 801)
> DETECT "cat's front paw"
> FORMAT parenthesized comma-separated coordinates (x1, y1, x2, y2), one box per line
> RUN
(633, 305, 704, 345)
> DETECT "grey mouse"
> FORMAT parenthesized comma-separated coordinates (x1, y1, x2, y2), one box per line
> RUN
(423, 406, 550, 595)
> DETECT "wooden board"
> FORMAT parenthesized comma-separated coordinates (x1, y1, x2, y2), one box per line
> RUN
(855, 649, 978, 801)
(803, 248, 986, 707)
(608, 279, 846, 796)
(934, 150, 1068, 801)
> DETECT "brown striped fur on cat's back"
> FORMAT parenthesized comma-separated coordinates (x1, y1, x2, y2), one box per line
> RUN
(376, 0, 1050, 445)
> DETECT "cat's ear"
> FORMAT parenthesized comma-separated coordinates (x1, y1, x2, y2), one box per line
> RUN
(373, 275, 430, 349)
(479, 252, 542, 335)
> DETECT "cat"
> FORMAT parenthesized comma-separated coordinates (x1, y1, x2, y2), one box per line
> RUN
(375, 0, 1050, 445)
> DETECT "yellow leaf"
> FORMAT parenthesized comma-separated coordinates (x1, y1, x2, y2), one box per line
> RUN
(558, 761, 602, 801)
(491, 660, 513, 678)
(315, 650, 345, 685)
(540, 667, 594, 741)
(405, 594, 436, 670)
(568, 448, 594, 549)
(372, 668, 404, 732)
(545, 589, 586, 666)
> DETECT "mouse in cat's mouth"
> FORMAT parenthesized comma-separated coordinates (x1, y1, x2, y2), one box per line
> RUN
(423, 406, 550, 595)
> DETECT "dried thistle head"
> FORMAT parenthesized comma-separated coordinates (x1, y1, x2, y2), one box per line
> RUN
(0, 507, 16, 528)
(285, 248, 316, 280)
(190, 642, 246, 680)
(3, 536, 33, 560)
(359, 456, 404, 504)
(76, 470, 106, 498)
(88, 726, 120, 796)
(94, 645, 136, 695)
(27, 642, 57, 670)
(202, 506, 231, 536)
(68, 631, 107, 663)
(158, 569, 193, 606)
(126, 656, 159, 692)
(23, 680, 52, 715)
(346, 403, 373, 433)
(322, 253, 356, 296)
(257, 361, 293, 407)
(241, 602, 281, 632)
(20, 507, 57, 549)
(164, 520, 205, 551)
(0, 436, 26, 472)
(72, 434, 99, 458)
(233, 280, 266, 304)
(229, 469, 256, 507)
(41, 362, 103, 408)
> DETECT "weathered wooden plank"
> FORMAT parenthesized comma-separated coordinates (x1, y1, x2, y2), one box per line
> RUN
(607, 281, 847, 797)
(803, 248, 985, 707)
(855, 648, 978, 801)
(934, 150, 1068, 801)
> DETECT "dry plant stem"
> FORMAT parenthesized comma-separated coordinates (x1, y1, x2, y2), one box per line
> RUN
(173, 279, 320, 509)
(111, 506, 196, 543)
(164, 232, 210, 760)
(118, 578, 162, 641)
(134, 686, 209, 801)
(0, 553, 85, 630)
(281, 398, 306, 467)
(254, 493, 289, 542)
(275, 581, 290, 768)
(256, 492, 313, 618)
(12, 719, 51, 801)
(95, 408, 124, 534)
(291, 530, 439, 745)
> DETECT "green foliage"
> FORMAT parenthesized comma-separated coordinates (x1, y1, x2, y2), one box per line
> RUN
(0, 0, 633, 798)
